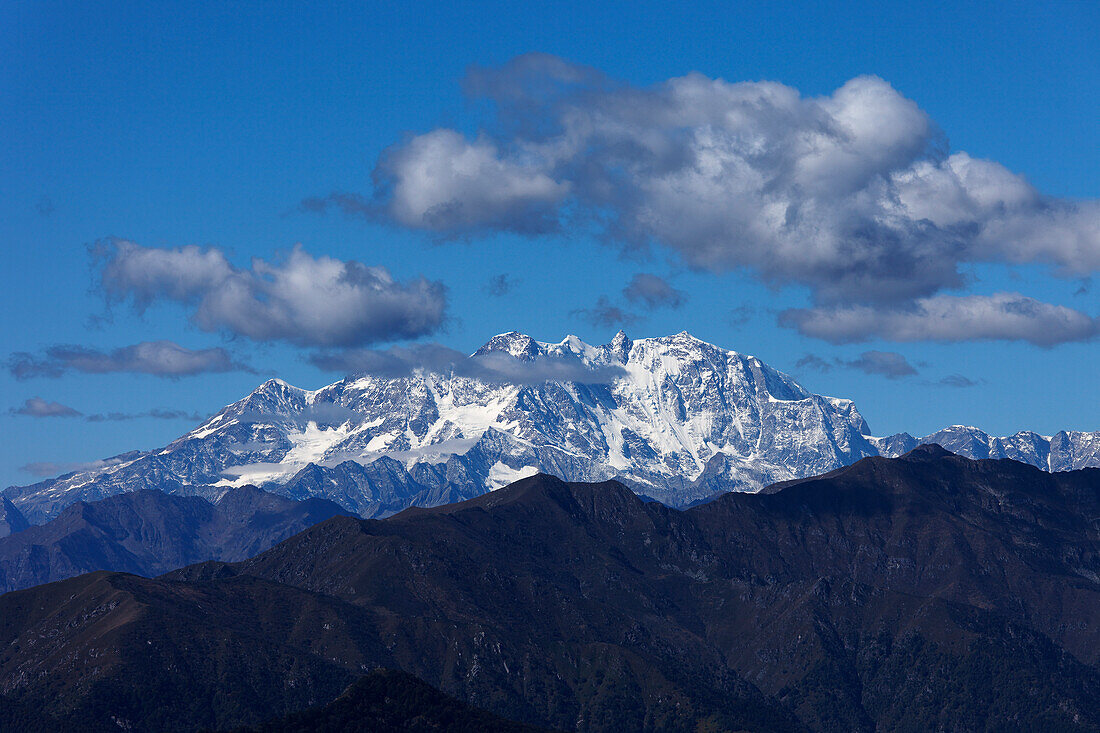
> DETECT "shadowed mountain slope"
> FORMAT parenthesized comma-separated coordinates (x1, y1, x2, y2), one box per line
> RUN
(0, 486, 349, 593)
(1, 448, 1098, 731)
(224, 669, 554, 732)
(0, 498, 27, 539)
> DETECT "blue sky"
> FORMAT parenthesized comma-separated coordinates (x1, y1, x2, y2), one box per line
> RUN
(2, 0, 1098, 488)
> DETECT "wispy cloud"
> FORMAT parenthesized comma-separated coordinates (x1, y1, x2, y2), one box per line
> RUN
(936, 374, 982, 388)
(727, 305, 755, 328)
(19, 456, 131, 478)
(838, 351, 919, 379)
(9, 340, 253, 379)
(794, 354, 833, 373)
(9, 396, 207, 424)
(311, 342, 625, 384)
(780, 293, 1099, 346)
(298, 192, 372, 218)
(572, 296, 639, 329)
(485, 273, 519, 297)
(622, 273, 686, 309)
(85, 408, 205, 423)
(9, 397, 82, 418)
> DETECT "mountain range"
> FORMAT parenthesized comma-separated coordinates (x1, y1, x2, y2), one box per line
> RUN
(0, 485, 348, 593)
(1, 448, 1098, 731)
(5, 331, 1099, 524)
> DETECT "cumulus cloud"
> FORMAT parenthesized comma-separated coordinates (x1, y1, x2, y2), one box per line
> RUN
(10, 397, 82, 418)
(572, 296, 639, 328)
(310, 342, 625, 384)
(352, 54, 1099, 312)
(780, 292, 1100, 346)
(485, 273, 519, 297)
(9, 340, 252, 379)
(312, 54, 1100, 344)
(838, 351, 918, 379)
(94, 240, 448, 348)
(375, 129, 570, 235)
(622, 273, 686, 309)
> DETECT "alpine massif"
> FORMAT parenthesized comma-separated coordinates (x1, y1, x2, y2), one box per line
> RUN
(5, 332, 1099, 524)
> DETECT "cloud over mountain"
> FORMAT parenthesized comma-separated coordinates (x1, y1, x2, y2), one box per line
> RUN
(310, 342, 625, 384)
(327, 54, 1100, 343)
(95, 240, 448, 348)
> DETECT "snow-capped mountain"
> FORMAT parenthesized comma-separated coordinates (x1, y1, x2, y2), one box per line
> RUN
(5, 331, 1099, 524)
(872, 425, 1100, 471)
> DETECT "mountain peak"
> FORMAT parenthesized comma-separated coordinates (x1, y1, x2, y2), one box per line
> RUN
(649, 331, 722, 353)
(607, 329, 632, 362)
(902, 443, 955, 461)
(473, 331, 542, 360)
(406, 473, 643, 523)
(255, 377, 303, 394)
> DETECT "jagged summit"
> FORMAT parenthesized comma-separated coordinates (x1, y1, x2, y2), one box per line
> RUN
(472, 330, 745, 367)
(5, 330, 1100, 524)
(473, 331, 542, 360)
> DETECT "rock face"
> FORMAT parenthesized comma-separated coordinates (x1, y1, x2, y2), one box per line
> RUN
(2, 450, 1099, 732)
(5, 330, 1099, 523)
(0, 499, 28, 539)
(0, 486, 348, 593)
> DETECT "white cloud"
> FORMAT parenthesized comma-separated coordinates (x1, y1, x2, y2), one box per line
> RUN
(377, 130, 569, 234)
(352, 54, 1099, 330)
(96, 240, 448, 348)
(780, 293, 1100, 346)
